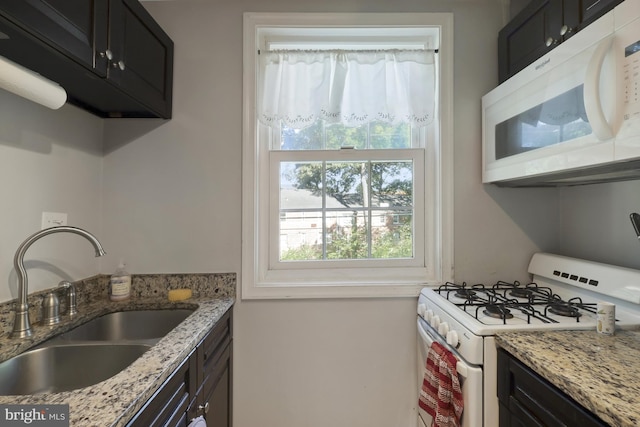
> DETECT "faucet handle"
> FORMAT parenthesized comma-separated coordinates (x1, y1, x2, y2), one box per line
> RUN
(59, 280, 78, 317)
(42, 292, 60, 326)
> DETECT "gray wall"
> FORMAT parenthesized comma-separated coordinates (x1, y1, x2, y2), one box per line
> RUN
(558, 181, 640, 269)
(0, 92, 103, 303)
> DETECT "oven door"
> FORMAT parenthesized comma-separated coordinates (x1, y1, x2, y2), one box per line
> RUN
(417, 317, 483, 427)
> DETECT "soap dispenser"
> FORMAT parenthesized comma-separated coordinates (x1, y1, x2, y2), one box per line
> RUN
(109, 261, 131, 301)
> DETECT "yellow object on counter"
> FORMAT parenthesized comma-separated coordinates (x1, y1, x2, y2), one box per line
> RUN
(168, 288, 192, 301)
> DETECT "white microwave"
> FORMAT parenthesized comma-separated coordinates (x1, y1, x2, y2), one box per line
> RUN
(482, 0, 640, 186)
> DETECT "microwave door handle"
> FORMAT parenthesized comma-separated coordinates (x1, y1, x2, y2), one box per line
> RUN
(584, 35, 615, 140)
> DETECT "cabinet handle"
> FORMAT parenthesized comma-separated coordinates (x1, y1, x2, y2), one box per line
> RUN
(198, 402, 210, 414)
(545, 37, 558, 47)
(99, 49, 113, 60)
(560, 25, 574, 36)
(111, 60, 126, 71)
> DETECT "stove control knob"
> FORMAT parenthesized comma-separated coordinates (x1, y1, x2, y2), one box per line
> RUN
(438, 322, 450, 336)
(446, 330, 459, 348)
(425, 310, 434, 322)
(431, 315, 441, 329)
(417, 303, 427, 317)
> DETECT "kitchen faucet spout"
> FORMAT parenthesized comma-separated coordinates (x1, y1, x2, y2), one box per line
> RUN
(630, 213, 640, 239)
(11, 226, 106, 338)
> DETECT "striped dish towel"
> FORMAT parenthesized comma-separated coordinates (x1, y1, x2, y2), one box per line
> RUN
(418, 341, 464, 427)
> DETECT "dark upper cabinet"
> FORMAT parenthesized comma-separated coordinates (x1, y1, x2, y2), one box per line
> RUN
(107, 0, 173, 118)
(0, 0, 109, 76)
(0, 0, 173, 118)
(498, 0, 623, 83)
(498, 0, 562, 83)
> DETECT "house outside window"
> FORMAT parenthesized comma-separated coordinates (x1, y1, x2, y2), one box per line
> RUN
(242, 13, 453, 298)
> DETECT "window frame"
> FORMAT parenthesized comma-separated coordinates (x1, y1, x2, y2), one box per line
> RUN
(242, 12, 454, 299)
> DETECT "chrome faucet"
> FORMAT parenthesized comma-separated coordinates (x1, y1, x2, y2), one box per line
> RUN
(11, 226, 106, 338)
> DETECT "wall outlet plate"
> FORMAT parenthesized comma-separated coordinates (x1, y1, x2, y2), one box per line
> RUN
(41, 212, 67, 229)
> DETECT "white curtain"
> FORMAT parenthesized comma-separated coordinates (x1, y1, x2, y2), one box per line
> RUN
(258, 49, 436, 129)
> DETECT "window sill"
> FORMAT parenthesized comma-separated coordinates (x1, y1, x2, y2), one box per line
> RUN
(241, 281, 431, 299)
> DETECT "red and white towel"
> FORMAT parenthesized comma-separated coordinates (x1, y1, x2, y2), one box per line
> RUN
(419, 341, 464, 427)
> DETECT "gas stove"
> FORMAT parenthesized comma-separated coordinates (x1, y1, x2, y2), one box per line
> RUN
(433, 280, 602, 326)
(416, 252, 640, 427)
(419, 252, 640, 338)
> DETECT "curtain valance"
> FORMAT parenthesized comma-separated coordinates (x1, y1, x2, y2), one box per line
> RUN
(258, 49, 436, 129)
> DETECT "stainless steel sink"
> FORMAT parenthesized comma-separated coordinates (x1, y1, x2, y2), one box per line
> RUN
(0, 308, 195, 395)
(55, 309, 194, 342)
(0, 343, 151, 395)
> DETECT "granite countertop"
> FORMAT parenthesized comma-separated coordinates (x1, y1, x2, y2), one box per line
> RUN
(0, 273, 235, 427)
(496, 329, 640, 427)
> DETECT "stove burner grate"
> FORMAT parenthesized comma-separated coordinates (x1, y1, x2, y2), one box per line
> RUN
(455, 289, 477, 299)
(483, 304, 514, 320)
(547, 303, 582, 318)
(432, 280, 599, 325)
(509, 288, 533, 298)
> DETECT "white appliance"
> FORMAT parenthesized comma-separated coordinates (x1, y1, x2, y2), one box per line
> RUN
(482, 0, 640, 186)
(416, 253, 640, 427)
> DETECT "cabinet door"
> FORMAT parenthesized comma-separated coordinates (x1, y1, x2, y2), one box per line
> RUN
(203, 344, 232, 427)
(107, 0, 174, 118)
(0, 0, 108, 75)
(563, 0, 624, 31)
(498, 0, 563, 82)
(497, 349, 608, 427)
(188, 310, 233, 426)
(126, 353, 194, 427)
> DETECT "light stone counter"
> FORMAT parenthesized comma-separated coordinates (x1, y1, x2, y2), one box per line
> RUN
(0, 273, 235, 427)
(496, 329, 640, 427)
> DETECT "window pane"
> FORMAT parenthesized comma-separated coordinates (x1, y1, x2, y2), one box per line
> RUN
(369, 121, 411, 149)
(281, 162, 323, 209)
(280, 120, 323, 150)
(278, 120, 413, 151)
(326, 211, 368, 259)
(371, 161, 413, 207)
(326, 162, 367, 208)
(326, 122, 367, 149)
(371, 211, 413, 259)
(280, 211, 323, 260)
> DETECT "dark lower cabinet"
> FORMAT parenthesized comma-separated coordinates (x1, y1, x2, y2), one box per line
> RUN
(189, 310, 233, 427)
(497, 348, 608, 427)
(126, 351, 195, 427)
(127, 309, 232, 427)
(498, 0, 623, 83)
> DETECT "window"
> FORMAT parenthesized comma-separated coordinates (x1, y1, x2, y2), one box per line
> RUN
(242, 13, 453, 298)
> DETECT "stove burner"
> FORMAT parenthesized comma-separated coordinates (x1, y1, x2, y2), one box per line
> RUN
(548, 303, 582, 318)
(484, 304, 514, 319)
(509, 288, 533, 298)
(455, 289, 477, 299)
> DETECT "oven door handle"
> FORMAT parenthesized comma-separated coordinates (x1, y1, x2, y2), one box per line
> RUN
(417, 317, 469, 378)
